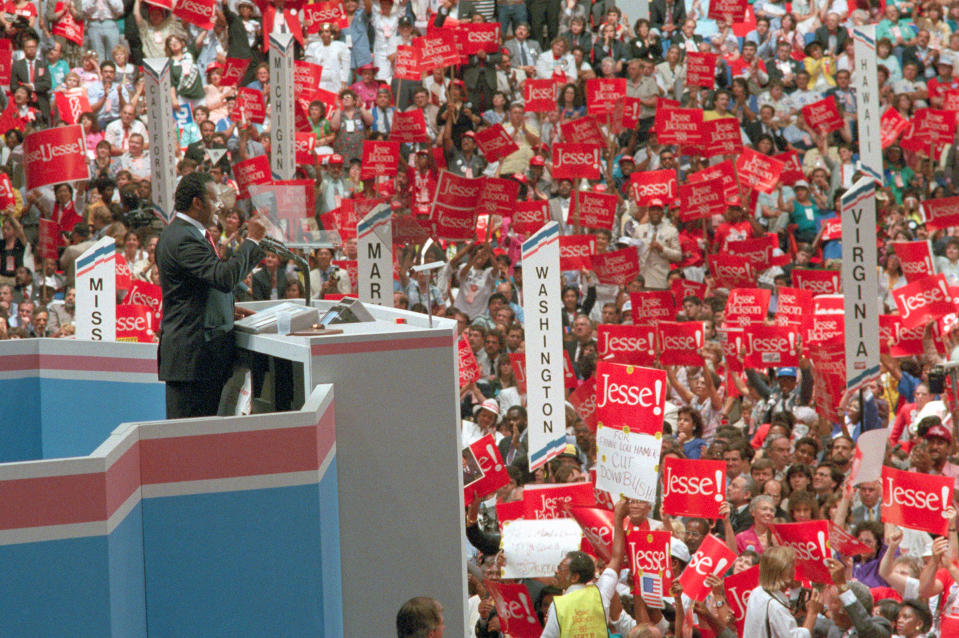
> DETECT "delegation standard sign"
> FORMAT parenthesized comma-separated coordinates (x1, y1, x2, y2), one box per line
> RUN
(522, 222, 566, 471)
(841, 178, 881, 396)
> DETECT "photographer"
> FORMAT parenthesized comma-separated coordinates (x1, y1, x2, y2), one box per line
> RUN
(743, 546, 822, 637)
(309, 247, 350, 299)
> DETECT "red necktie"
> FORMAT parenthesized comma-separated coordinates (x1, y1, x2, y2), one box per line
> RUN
(28, 60, 34, 83)
(205, 230, 222, 259)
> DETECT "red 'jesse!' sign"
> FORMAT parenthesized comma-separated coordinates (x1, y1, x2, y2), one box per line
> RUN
(559, 235, 596, 270)
(24, 125, 88, 190)
(590, 247, 639, 285)
(724, 565, 759, 636)
(736, 147, 785, 193)
(552, 143, 602, 180)
(457, 336, 481, 387)
(473, 123, 519, 163)
(630, 169, 676, 206)
(661, 457, 726, 519)
(594, 362, 666, 433)
(679, 534, 738, 601)
(570, 506, 616, 561)
(892, 273, 955, 329)
(523, 79, 556, 112)
(685, 52, 717, 88)
(657, 321, 706, 367)
(627, 529, 673, 595)
(463, 434, 509, 506)
(597, 324, 657, 367)
(484, 580, 542, 638)
(802, 97, 843, 134)
(770, 520, 832, 583)
(630, 290, 676, 327)
(522, 482, 596, 519)
(881, 466, 953, 535)
(571, 190, 617, 230)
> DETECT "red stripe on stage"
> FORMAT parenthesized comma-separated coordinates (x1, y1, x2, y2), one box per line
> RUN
(38, 354, 157, 374)
(310, 334, 452, 357)
(0, 408, 334, 531)
(105, 443, 142, 518)
(0, 354, 40, 372)
(0, 354, 156, 375)
(140, 425, 322, 485)
(0, 473, 106, 530)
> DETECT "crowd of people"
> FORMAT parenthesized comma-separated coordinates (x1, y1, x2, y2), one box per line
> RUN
(2, 0, 959, 634)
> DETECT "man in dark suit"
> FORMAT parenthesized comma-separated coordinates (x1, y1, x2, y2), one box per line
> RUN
(10, 34, 51, 123)
(251, 252, 283, 300)
(822, 564, 893, 638)
(650, 0, 687, 46)
(156, 172, 266, 418)
(813, 13, 848, 56)
(745, 104, 788, 151)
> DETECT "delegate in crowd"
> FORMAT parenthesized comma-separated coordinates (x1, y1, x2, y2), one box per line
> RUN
(2, 0, 959, 636)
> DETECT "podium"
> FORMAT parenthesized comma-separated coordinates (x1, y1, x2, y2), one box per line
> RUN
(236, 299, 467, 638)
(0, 299, 465, 638)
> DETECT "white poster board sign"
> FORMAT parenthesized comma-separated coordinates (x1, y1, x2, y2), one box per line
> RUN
(501, 519, 583, 578)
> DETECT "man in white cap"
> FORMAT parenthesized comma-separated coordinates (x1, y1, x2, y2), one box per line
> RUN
(631, 199, 680, 290)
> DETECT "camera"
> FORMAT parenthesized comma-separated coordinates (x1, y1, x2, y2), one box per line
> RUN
(929, 365, 946, 394)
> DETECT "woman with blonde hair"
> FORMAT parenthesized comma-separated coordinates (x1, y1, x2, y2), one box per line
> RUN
(744, 546, 822, 636)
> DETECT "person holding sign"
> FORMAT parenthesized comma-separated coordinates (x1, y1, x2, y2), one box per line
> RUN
(156, 172, 265, 418)
(743, 546, 823, 637)
(540, 498, 629, 638)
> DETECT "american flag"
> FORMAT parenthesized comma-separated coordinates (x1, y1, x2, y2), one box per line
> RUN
(640, 572, 664, 609)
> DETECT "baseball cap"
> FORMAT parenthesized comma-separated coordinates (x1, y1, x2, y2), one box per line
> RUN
(398, 15, 413, 27)
(325, 154, 344, 165)
(648, 198, 665, 207)
(618, 155, 635, 165)
(937, 52, 955, 66)
(529, 156, 545, 167)
(557, 443, 579, 459)
(463, 130, 477, 139)
(924, 423, 953, 442)
(725, 196, 741, 207)
(670, 537, 691, 563)
(777, 367, 798, 378)
(794, 179, 810, 189)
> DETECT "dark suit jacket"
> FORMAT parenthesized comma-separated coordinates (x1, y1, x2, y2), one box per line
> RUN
(745, 120, 787, 151)
(156, 217, 263, 382)
(767, 57, 804, 89)
(650, 0, 687, 33)
(813, 25, 849, 56)
(901, 44, 929, 76)
(11, 57, 52, 107)
(251, 267, 281, 301)
(590, 39, 628, 68)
